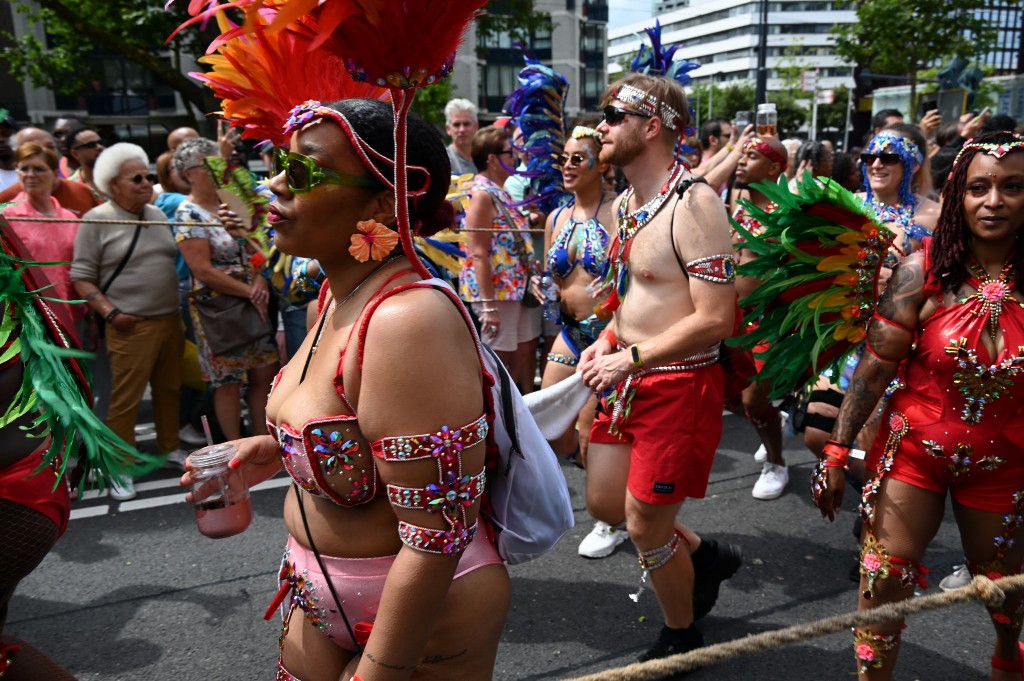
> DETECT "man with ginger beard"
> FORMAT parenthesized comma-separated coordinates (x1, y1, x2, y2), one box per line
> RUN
(577, 71, 742, 661)
(731, 135, 791, 501)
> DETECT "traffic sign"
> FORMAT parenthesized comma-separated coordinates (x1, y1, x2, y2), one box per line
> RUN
(801, 70, 818, 93)
(815, 89, 835, 104)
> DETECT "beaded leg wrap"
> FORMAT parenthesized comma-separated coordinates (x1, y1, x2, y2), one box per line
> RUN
(853, 628, 901, 674)
(372, 417, 489, 555)
(859, 530, 929, 601)
(968, 557, 1024, 630)
(546, 353, 578, 367)
(629, 534, 681, 602)
(276, 657, 302, 681)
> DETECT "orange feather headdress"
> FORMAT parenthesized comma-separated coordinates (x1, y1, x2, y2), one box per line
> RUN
(173, 0, 487, 278)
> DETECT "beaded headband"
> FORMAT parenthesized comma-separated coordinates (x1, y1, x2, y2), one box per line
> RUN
(614, 84, 682, 131)
(863, 132, 922, 207)
(742, 136, 788, 172)
(953, 132, 1024, 168)
(283, 100, 431, 199)
(571, 125, 603, 142)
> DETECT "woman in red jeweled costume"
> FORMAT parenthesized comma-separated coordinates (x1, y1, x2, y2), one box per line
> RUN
(817, 131, 1024, 681)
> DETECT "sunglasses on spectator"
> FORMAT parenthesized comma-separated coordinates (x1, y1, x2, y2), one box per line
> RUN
(859, 152, 902, 166)
(496, 148, 515, 157)
(602, 105, 651, 126)
(120, 173, 156, 185)
(73, 140, 102, 151)
(558, 152, 588, 167)
(273, 148, 379, 194)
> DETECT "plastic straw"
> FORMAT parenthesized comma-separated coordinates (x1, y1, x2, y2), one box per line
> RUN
(201, 415, 214, 447)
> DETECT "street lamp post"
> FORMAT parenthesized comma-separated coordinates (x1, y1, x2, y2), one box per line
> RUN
(755, 0, 769, 106)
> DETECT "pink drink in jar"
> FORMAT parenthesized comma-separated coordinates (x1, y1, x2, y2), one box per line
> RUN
(189, 443, 253, 538)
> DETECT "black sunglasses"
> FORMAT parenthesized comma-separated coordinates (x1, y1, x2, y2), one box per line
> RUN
(558, 152, 588, 167)
(602, 105, 651, 126)
(860, 152, 902, 166)
(73, 140, 102, 151)
(122, 173, 156, 185)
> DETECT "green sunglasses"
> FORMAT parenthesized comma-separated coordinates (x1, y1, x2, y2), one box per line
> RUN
(272, 148, 380, 193)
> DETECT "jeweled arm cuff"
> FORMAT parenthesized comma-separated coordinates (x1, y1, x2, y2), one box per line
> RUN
(397, 520, 478, 555)
(685, 254, 736, 283)
(371, 415, 489, 462)
(387, 470, 486, 514)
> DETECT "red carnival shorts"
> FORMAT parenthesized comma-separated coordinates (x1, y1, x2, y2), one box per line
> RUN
(590, 364, 725, 504)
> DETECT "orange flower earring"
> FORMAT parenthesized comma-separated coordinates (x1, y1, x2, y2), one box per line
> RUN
(349, 219, 399, 262)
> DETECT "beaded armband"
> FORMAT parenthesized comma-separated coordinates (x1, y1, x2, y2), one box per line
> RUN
(546, 353, 578, 367)
(372, 416, 489, 555)
(685, 255, 735, 283)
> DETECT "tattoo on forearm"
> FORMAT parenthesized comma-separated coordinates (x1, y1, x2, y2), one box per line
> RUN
(421, 650, 468, 665)
(365, 652, 416, 672)
(833, 364, 895, 444)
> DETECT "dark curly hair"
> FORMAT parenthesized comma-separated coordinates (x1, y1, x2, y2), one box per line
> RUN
(929, 130, 1024, 293)
(324, 98, 454, 237)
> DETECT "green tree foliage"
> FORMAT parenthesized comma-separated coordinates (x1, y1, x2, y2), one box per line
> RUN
(1, 0, 218, 121)
(832, 0, 997, 112)
(410, 77, 454, 129)
(476, 0, 552, 53)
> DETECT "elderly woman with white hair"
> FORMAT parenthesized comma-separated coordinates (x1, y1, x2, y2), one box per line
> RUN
(172, 138, 278, 443)
(71, 143, 185, 500)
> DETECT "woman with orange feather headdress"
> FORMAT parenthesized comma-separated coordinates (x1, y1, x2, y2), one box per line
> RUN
(173, 3, 517, 681)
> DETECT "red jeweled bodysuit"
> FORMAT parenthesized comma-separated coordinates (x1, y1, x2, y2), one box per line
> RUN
(865, 244, 1024, 533)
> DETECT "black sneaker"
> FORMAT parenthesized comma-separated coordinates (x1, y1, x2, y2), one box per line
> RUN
(692, 539, 743, 621)
(638, 625, 704, 664)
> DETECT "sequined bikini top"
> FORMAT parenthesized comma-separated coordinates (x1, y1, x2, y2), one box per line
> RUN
(546, 198, 610, 280)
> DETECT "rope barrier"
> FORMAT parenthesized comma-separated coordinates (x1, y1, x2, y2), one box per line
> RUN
(564, 573, 1024, 680)
(2, 216, 223, 227)
(3, 217, 547, 234)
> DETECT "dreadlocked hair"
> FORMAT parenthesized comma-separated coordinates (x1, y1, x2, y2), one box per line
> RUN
(929, 130, 1024, 293)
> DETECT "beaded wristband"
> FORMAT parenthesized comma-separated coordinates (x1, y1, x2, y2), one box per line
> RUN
(823, 440, 851, 467)
(104, 308, 121, 323)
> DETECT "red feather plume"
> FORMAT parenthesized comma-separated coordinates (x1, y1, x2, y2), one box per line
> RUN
(190, 11, 389, 146)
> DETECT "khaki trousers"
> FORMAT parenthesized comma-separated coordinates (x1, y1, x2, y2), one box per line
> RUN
(105, 316, 184, 453)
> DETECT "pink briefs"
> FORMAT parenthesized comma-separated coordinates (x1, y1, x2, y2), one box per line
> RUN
(275, 522, 503, 651)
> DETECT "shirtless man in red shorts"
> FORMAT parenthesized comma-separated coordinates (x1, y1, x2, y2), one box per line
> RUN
(579, 72, 742, 661)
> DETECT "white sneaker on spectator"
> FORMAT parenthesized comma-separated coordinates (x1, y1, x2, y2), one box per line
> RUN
(752, 462, 789, 500)
(109, 477, 136, 501)
(163, 449, 189, 471)
(753, 444, 768, 463)
(939, 564, 971, 592)
(578, 521, 628, 558)
(179, 424, 208, 446)
(753, 411, 789, 463)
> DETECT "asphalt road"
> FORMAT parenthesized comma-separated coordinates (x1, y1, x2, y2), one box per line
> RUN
(8, 412, 998, 680)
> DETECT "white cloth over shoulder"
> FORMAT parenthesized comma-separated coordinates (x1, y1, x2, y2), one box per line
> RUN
(523, 373, 592, 440)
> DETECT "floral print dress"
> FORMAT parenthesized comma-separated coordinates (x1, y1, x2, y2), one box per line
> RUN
(459, 176, 532, 302)
(173, 201, 278, 388)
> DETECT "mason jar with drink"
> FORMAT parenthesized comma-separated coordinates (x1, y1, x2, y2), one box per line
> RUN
(188, 443, 253, 538)
(755, 103, 778, 137)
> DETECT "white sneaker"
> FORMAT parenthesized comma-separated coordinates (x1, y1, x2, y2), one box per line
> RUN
(163, 449, 189, 471)
(109, 477, 137, 501)
(753, 444, 768, 463)
(578, 521, 628, 558)
(179, 424, 208, 446)
(752, 462, 789, 500)
(939, 564, 971, 592)
(754, 410, 789, 462)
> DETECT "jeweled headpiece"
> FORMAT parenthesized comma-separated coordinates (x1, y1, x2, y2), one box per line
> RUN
(953, 132, 1024, 168)
(863, 132, 923, 208)
(742, 136, 788, 172)
(614, 83, 682, 131)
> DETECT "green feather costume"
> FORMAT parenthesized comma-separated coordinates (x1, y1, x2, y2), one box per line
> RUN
(729, 173, 894, 400)
(0, 215, 159, 491)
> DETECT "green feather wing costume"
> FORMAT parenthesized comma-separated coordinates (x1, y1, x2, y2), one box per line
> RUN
(0, 215, 159, 491)
(729, 173, 894, 400)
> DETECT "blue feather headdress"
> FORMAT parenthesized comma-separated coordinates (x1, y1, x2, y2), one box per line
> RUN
(628, 20, 701, 159)
(503, 53, 571, 214)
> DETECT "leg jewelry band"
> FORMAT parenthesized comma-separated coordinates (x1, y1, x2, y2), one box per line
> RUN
(853, 628, 900, 673)
(630, 534, 681, 603)
(546, 352, 578, 367)
(860, 531, 929, 600)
